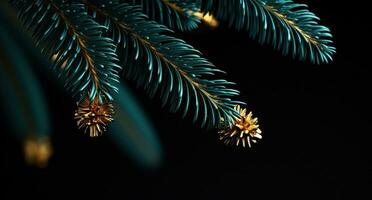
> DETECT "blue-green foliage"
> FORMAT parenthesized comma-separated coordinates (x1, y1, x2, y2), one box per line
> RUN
(201, 0, 336, 64)
(125, 0, 202, 31)
(12, 0, 121, 102)
(110, 83, 163, 169)
(0, 4, 50, 139)
(88, 1, 242, 128)
(8, 0, 335, 132)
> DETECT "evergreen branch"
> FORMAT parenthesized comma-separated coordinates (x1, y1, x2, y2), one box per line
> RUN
(124, 0, 202, 31)
(110, 83, 163, 169)
(201, 0, 336, 64)
(0, 13, 50, 138)
(12, 0, 121, 102)
(85, 1, 242, 128)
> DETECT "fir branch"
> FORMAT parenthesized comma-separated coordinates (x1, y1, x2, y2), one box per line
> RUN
(12, 0, 121, 102)
(0, 14, 50, 138)
(124, 0, 202, 31)
(110, 83, 163, 169)
(201, 0, 336, 64)
(85, 1, 242, 128)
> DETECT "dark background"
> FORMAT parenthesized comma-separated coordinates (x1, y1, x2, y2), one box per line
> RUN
(1, 1, 370, 199)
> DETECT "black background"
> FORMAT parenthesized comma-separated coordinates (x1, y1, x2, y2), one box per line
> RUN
(1, 0, 370, 199)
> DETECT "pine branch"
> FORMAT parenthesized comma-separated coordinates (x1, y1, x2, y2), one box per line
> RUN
(123, 0, 202, 31)
(110, 83, 163, 169)
(201, 0, 336, 64)
(84, 1, 242, 128)
(12, 0, 121, 102)
(0, 10, 50, 138)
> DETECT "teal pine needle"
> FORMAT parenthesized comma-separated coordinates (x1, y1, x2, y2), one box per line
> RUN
(1, 0, 335, 160)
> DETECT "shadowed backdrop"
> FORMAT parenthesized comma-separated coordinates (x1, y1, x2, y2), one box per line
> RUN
(1, 0, 370, 199)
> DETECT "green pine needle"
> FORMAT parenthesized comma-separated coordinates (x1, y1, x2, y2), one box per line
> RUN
(13, 0, 121, 102)
(126, 0, 202, 31)
(9, 0, 336, 134)
(85, 1, 242, 128)
(201, 0, 336, 64)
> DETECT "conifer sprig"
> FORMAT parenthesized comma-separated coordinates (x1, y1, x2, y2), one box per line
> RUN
(201, 0, 336, 64)
(85, 1, 242, 128)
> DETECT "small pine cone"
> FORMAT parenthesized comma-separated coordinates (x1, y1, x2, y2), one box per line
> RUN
(74, 96, 114, 137)
(218, 105, 262, 148)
